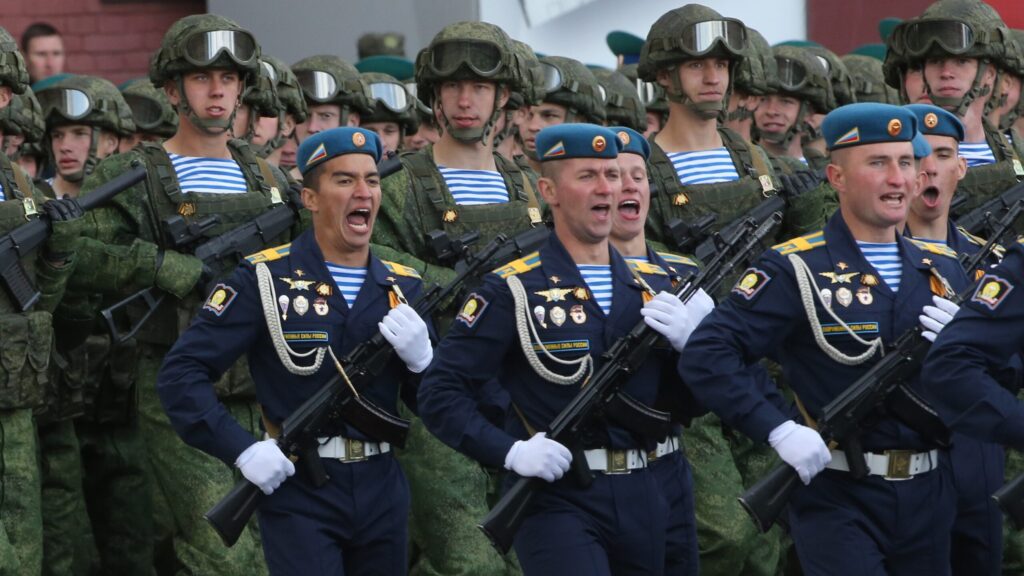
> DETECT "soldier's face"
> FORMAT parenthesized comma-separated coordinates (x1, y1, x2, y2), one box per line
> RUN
(363, 121, 401, 155)
(540, 157, 620, 246)
(232, 103, 251, 138)
(522, 103, 568, 155)
(254, 114, 280, 147)
(404, 122, 439, 151)
(828, 142, 916, 237)
(755, 94, 800, 139)
(303, 154, 381, 254)
(994, 72, 1022, 121)
(4, 133, 23, 156)
(51, 124, 92, 177)
(903, 67, 931, 104)
(299, 104, 344, 139)
(26, 35, 64, 82)
(172, 70, 242, 124)
(924, 57, 993, 105)
(16, 154, 37, 179)
(644, 111, 661, 138)
(437, 80, 501, 131)
(673, 58, 729, 105)
(910, 134, 967, 222)
(612, 153, 649, 243)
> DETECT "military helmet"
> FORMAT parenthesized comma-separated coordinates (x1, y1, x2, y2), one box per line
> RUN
(734, 28, 779, 96)
(638, 4, 748, 81)
(38, 75, 136, 136)
(620, 63, 668, 115)
(804, 45, 856, 106)
(119, 78, 178, 138)
(538, 55, 605, 124)
(360, 72, 419, 134)
(292, 55, 374, 116)
(242, 59, 281, 118)
(592, 68, 645, 131)
(772, 45, 836, 114)
(0, 26, 28, 95)
(149, 14, 261, 88)
(898, 0, 1010, 63)
(0, 88, 45, 144)
(841, 54, 900, 104)
(414, 21, 520, 106)
(510, 39, 544, 109)
(262, 55, 308, 124)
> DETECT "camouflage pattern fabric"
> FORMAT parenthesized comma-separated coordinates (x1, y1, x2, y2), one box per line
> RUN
(39, 419, 97, 576)
(0, 408, 41, 575)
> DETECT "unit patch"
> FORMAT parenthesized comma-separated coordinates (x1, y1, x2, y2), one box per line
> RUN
(203, 284, 237, 316)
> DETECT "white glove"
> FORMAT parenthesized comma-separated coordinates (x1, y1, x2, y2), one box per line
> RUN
(379, 303, 433, 373)
(920, 295, 960, 343)
(641, 291, 699, 352)
(768, 420, 831, 485)
(235, 439, 296, 495)
(686, 287, 715, 325)
(504, 432, 572, 483)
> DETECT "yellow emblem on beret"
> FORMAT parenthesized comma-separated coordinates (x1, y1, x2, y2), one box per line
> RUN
(617, 130, 630, 146)
(353, 131, 366, 147)
(924, 113, 938, 129)
(592, 135, 607, 152)
(887, 118, 902, 137)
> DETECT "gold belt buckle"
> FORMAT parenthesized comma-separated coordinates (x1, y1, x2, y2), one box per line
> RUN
(344, 439, 366, 463)
(606, 449, 630, 474)
(885, 450, 912, 480)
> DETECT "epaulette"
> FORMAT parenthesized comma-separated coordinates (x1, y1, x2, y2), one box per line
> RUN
(493, 251, 541, 279)
(773, 231, 825, 255)
(628, 259, 668, 276)
(656, 252, 698, 267)
(908, 238, 958, 259)
(382, 260, 422, 279)
(245, 243, 291, 264)
(956, 226, 986, 247)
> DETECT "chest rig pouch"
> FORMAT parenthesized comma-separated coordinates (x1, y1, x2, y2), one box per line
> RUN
(401, 148, 542, 255)
(957, 128, 1024, 228)
(648, 128, 778, 250)
(132, 141, 283, 399)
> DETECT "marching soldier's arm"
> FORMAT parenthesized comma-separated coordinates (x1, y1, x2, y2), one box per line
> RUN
(418, 273, 519, 468)
(156, 264, 262, 465)
(922, 253, 1024, 450)
(679, 251, 799, 442)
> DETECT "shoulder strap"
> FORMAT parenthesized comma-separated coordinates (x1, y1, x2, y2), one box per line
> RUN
(720, 127, 777, 194)
(228, 139, 276, 200)
(140, 141, 184, 204)
(647, 141, 683, 201)
(400, 149, 446, 210)
(495, 153, 542, 225)
(255, 157, 284, 204)
(0, 153, 25, 200)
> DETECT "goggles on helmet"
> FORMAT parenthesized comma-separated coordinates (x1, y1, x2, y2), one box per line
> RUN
(182, 29, 258, 68)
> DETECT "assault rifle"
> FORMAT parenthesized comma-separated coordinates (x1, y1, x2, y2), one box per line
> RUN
(957, 180, 1024, 237)
(479, 212, 784, 554)
(737, 216, 1017, 533)
(0, 162, 146, 311)
(101, 185, 304, 344)
(205, 232, 517, 547)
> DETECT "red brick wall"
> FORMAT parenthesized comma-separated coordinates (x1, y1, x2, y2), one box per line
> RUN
(4, 0, 206, 86)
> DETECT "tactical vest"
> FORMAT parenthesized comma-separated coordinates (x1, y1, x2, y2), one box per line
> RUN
(0, 153, 50, 411)
(400, 146, 542, 253)
(646, 126, 779, 247)
(129, 139, 287, 398)
(957, 123, 1024, 218)
(802, 146, 829, 171)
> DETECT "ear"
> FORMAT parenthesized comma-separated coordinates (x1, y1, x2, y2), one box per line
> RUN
(826, 161, 844, 193)
(97, 131, 119, 158)
(913, 168, 926, 198)
(301, 185, 318, 212)
(498, 85, 510, 109)
(281, 114, 296, 137)
(537, 176, 558, 206)
(956, 156, 968, 181)
(655, 68, 671, 89)
(347, 112, 360, 127)
(0, 86, 12, 109)
(164, 81, 180, 107)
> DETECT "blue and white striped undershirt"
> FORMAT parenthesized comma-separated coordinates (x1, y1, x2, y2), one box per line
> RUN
(959, 142, 995, 168)
(856, 241, 901, 292)
(325, 263, 367, 309)
(667, 148, 740, 185)
(170, 153, 247, 194)
(578, 264, 613, 316)
(439, 166, 509, 205)
(0, 182, 4, 201)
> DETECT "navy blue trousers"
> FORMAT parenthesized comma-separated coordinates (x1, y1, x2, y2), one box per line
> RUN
(948, 435, 1004, 576)
(649, 450, 699, 574)
(257, 454, 409, 575)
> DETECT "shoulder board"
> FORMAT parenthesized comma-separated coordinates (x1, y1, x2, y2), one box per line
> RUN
(381, 260, 422, 279)
(955, 226, 986, 247)
(627, 259, 667, 276)
(908, 238, 958, 259)
(493, 251, 541, 279)
(773, 231, 825, 255)
(245, 243, 291, 264)
(656, 252, 698, 267)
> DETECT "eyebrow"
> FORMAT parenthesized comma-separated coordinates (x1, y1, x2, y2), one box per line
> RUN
(330, 170, 380, 179)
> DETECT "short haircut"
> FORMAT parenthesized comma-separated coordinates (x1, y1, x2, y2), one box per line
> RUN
(540, 160, 563, 181)
(21, 22, 61, 52)
(303, 163, 325, 191)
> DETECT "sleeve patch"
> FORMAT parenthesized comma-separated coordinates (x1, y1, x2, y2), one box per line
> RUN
(203, 284, 238, 316)
(732, 267, 772, 301)
(456, 292, 489, 328)
(971, 275, 1013, 311)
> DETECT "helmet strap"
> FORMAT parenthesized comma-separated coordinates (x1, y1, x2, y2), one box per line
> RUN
(62, 126, 101, 183)
(925, 59, 992, 118)
(176, 75, 239, 135)
(665, 64, 725, 120)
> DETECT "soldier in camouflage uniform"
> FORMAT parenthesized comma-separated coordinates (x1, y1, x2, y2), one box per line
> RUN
(359, 72, 418, 156)
(259, 56, 307, 170)
(494, 39, 543, 162)
(620, 62, 669, 138)
(754, 45, 836, 170)
(371, 21, 542, 576)
(233, 57, 283, 159)
(35, 74, 135, 576)
(592, 67, 647, 133)
(0, 25, 84, 576)
(891, 0, 1023, 216)
(59, 14, 298, 575)
(841, 54, 901, 105)
(519, 55, 606, 173)
(118, 78, 178, 153)
(725, 28, 776, 145)
(802, 46, 856, 169)
(0, 87, 46, 179)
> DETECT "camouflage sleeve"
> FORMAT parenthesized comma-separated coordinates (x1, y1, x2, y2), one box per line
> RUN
(34, 256, 75, 314)
(370, 242, 457, 288)
(781, 181, 837, 239)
